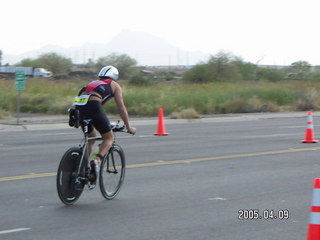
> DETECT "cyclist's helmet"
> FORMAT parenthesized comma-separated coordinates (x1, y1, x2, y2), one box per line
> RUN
(98, 65, 119, 80)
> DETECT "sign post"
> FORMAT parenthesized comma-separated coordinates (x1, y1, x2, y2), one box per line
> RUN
(15, 71, 26, 124)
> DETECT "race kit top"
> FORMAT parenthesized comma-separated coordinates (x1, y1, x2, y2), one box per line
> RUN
(75, 79, 114, 105)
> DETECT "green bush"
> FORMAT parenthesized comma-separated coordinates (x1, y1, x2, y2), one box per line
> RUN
(129, 74, 154, 86)
(182, 51, 258, 83)
(183, 64, 211, 83)
(257, 68, 285, 82)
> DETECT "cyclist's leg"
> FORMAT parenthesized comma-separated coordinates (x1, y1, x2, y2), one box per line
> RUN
(89, 101, 113, 161)
(89, 107, 113, 185)
(77, 101, 101, 156)
(98, 130, 114, 159)
(88, 128, 97, 156)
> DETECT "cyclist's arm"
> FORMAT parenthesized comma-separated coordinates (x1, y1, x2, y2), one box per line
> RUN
(113, 82, 132, 131)
(78, 86, 86, 96)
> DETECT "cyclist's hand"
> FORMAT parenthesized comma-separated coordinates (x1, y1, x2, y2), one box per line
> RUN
(127, 127, 136, 135)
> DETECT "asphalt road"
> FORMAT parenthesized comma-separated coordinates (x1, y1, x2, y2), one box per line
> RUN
(0, 113, 319, 240)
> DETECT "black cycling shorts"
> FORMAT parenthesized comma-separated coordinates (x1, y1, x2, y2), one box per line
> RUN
(76, 100, 111, 134)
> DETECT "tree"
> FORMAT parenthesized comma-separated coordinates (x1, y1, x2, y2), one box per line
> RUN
(256, 67, 285, 82)
(183, 64, 211, 83)
(37, 53, 73, 75)
(18, 53, 73, 75)
(183, 51, 256, 83)
(18, 58, 41, 67)
(288, 60, 312, 80)
(96, 53, 137, 79)
(0, 49, 2, 66)
(207, 51, 244, 81)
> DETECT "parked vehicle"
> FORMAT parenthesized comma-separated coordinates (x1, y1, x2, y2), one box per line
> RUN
(0, 66, 52, 77)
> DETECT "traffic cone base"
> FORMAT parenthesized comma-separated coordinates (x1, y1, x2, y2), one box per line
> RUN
(301, 127, 319, 143)
(154, 108, 169, 136)
(302, 111, 318, 143)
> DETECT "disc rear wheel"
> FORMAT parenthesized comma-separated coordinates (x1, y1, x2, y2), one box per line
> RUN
(57, 147, 85, 205)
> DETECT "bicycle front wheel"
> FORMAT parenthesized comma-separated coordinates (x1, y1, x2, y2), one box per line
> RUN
(99, 145, 126, 200)
(57, 147, 85, 205)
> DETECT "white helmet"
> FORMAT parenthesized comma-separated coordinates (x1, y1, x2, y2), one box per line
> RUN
(98, 66, 119, 80)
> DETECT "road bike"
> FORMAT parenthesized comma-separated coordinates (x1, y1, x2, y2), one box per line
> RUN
(57, 118, 127, 205)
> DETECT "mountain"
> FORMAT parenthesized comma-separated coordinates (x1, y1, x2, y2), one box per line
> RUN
(3, 30, 208, 66)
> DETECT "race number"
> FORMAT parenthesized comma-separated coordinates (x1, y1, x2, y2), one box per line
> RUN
(73, 95, 90, 106)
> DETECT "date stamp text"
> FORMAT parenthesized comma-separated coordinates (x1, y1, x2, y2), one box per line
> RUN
(238, 209, 289, 220)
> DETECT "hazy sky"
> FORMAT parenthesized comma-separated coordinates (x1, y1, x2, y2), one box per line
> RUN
(1, 0, 320, 65)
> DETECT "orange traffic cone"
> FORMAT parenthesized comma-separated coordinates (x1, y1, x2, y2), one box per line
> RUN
(302, 111, 318, 143)
(153, 108, 169, 136)
(306, 178, 320, 240)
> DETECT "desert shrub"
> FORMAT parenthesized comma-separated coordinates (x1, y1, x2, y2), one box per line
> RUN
(129, 74, 154, 86)
(295, 88, 320, 111)
(170, 108, 201, 119)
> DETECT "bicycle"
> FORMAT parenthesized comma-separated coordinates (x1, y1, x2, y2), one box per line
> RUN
(57, 118, 127, 205)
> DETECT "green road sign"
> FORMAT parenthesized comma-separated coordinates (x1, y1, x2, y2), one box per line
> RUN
(15, 71, 26, 90)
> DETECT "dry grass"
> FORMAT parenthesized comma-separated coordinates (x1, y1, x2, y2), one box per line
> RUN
(2, 78, 320, 119)
(170, 108, 201, 119)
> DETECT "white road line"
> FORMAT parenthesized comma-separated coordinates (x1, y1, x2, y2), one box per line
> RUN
(208, 197, 227, 201)
(0, 228, 31, 234)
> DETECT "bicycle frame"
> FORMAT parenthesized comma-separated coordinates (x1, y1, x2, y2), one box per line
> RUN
(75, 119, 123, 176)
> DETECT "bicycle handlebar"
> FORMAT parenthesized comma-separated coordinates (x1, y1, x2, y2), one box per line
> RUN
(82, 120, 128, 141)
(110, 122, 126, 132)
(87, 122, 127, 141)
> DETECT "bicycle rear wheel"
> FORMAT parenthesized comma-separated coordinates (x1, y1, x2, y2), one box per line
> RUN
(99, 145, 126, 200)
(57, 147, 85, 205)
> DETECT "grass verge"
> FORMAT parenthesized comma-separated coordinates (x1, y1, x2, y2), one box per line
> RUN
(1, 78, 320, 119)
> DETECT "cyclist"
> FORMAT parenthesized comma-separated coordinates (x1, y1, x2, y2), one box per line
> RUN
(74, 65, 136, 185)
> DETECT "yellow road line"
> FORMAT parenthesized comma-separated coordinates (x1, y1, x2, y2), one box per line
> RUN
(0, 172, 56, 182)
(1, 146, 320, 182)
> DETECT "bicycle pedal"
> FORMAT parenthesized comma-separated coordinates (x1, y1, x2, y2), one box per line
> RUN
(88, 183, 96, 190)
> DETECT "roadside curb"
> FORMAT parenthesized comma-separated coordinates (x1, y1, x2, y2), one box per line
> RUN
(0, 112, 313, 132)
